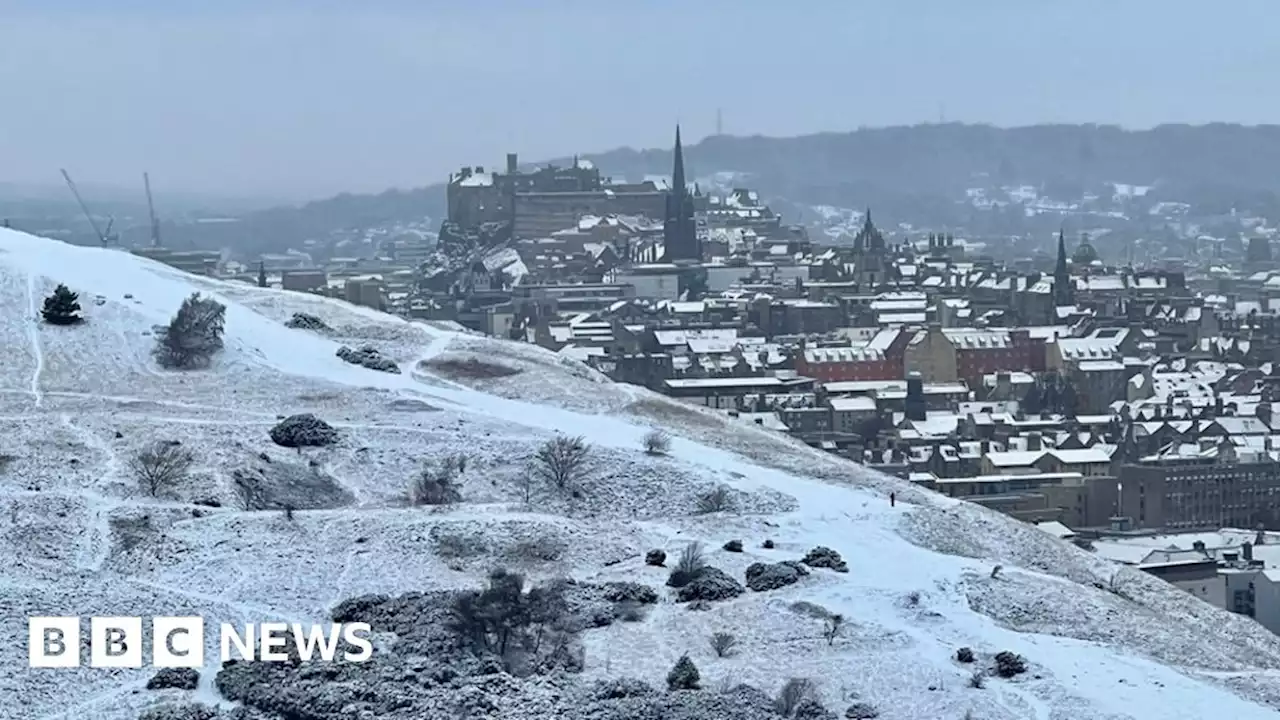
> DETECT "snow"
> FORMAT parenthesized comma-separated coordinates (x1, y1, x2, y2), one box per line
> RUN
(3, 228, 1280, 719)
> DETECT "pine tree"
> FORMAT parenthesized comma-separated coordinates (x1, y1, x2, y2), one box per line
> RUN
(154, 293, 226, 369)
(257, 261, 267, 288)
(41, 284, 83, 325)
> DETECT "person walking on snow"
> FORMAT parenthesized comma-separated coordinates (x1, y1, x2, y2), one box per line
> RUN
(890, 492, 896, 507)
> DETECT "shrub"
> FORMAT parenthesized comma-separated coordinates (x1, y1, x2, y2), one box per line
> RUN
(645, 549, 667, 567)
(794, 699, 834, 719)
(667, 543, 707, 588)
(154, 293, 226, 369)
(993, 651, 1027, 678)
(676, 568, 744, 603)
(146, 667, 200, 690)
(822, 613, 844, 645)
(532, 435, 591, 491)
(723, 539, 743, 552)
(643, 429, 672, 455)
(410, 459, 463, 506)
(745, 561, 808, 592)
(41, 284, 83, 325)
(129, 441, 195, 497)
(269, 414, 338, 448)
(696, 485, 734, 514)
(666, 654, 701, 690)
(968, 671, 986, 689)
(284, 312, 329, 331)
(801, 546, 849, 573)
(336, 345, 401, 373)
(774, 678, 817, 717)
(448, 568, 578, 676)
(955, 646, 975, 663)
(763, 539, 775, 549)
(844, 702, 879, 719)
(905, 590, 921, 607)
(709, 632, 738, 658)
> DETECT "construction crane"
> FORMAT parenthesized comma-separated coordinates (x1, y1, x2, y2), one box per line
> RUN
(59, 169, 118, 247)
(143, 172, 161, 248)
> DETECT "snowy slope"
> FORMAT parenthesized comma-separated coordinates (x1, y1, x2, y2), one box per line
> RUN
(3, 229, 1280, 720)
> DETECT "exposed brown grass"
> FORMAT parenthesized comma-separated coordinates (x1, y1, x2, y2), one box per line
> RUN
(423, 357, 523, 379)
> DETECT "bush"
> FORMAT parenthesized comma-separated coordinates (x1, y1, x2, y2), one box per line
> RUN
(675, 567, 744, 603)
(269, 414, 339, 448)
(643, 429, 672, 455)
(955, 646, 975, 663)
(154, 293, 226, 369)
(993, 651, 1027, 678)
(448, 568, 578, 676)
(410, 458, 463, 506)
(801, 546, 849, 573)
(723, 539, 743, 552)
(763, 539, 775, 549)
(599, 581, 659, 604)
(844, 702, 879, 719)
(284, 312, 329, 331)
(645, 549, 667, 567)
(129, 441, 195, 497)
(695, 485, 734, 514)
(41, 284, 83, 325)
(774, 678, 817, 717)
(667, 543, 707, 588)
(968, 671, 986, 689)
(794, 699, 835, 720)
(745, 561, 809, 592)
(532, 435, 591, 492)
(666, 654, 701, 690)
(146, 667, 200, 690)
(709, 632, 738, 658)
(336, 345, 400, 373)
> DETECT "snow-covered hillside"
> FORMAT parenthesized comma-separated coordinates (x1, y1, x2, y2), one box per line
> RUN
(3, 228, 1280, 720)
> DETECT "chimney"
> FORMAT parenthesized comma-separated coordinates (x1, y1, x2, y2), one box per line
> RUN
(1259, 402, 1273, 428)
(1027, 432, 1042, 452)
(506, 153, 518, 173)
(1243, 542, 1254, 561)
(995, 372, 1012, 397)
(980, 439, 991, 455)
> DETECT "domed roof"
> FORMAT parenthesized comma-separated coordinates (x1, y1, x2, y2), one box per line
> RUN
(1072, 234, 1099, 265)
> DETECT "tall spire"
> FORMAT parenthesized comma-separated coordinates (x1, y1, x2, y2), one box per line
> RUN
(662, 124, 700, 263)
(671, 125, 686, 197)
(1053, 227, 1073, 306)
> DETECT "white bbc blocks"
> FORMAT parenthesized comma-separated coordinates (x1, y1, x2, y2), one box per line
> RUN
(29, 616, 205, 668)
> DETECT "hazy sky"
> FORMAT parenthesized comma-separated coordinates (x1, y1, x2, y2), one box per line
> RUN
(2, 0, 1277, 200)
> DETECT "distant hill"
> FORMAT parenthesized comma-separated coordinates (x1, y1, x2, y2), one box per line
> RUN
(179, 123, 1280, 254)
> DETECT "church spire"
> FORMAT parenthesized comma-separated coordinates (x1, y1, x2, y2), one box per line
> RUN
(662, 124, 700, 262)
(671, 125, 686, 196)
(1054, 227, 1073, 306)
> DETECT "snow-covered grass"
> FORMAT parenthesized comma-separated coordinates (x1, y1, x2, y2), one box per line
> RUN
(2, 227, 1280, 719)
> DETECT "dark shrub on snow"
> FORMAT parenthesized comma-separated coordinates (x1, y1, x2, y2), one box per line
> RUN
(269, 413, 339, 448)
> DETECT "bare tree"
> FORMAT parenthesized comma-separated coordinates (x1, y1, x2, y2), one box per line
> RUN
(410, 457, 463, 506)
(774, 678, 817, 717)
(822, 613, 844, 646)
(643, 429, 671, 455)
(129, 441, 195, 497)
(709, 632, 738, 658)
(531, 435, 591, 492)
(696, 485, 734, 514)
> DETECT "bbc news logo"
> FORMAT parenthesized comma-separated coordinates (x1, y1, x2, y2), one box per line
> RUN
(28, 617, 373, 668)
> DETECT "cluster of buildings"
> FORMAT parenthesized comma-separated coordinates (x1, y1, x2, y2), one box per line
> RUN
(130, 126, 1280, 637)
